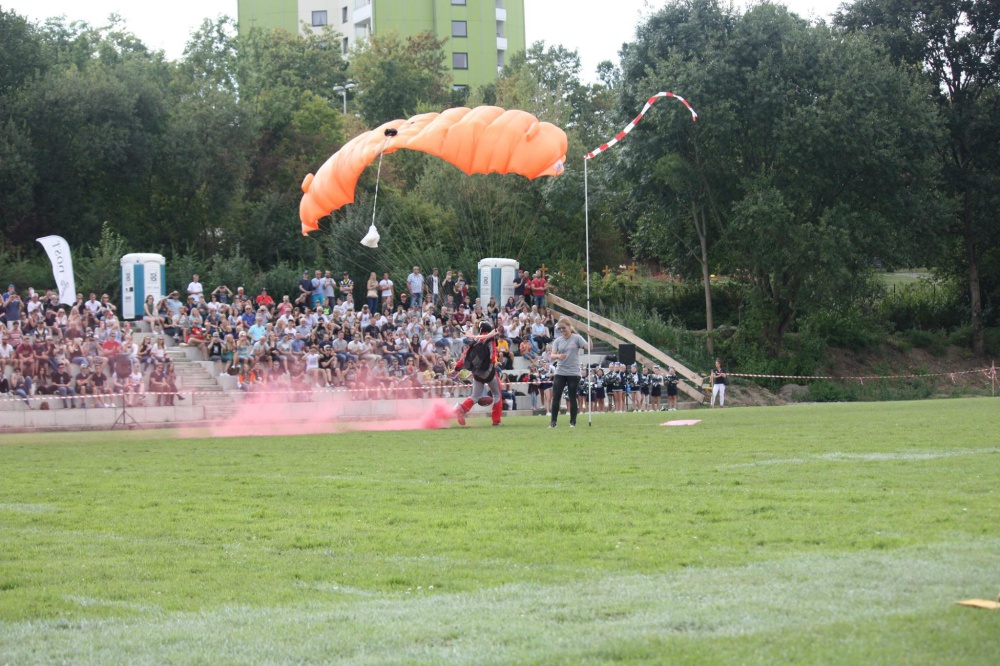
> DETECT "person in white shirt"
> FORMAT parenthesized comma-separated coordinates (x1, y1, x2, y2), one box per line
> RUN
(406, 266, 425, 310)
(378, 272, 394, 311)
(0, 336, 14, 374)
(187, 274, 204, 303)
(429, 268, 441, 306)
(321, 270, 336, 309)
(84, 293, 102, 318)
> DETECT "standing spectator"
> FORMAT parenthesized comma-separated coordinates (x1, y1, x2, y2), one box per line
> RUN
(429, 268, 441, 307)
(441, 270, 455, 305)
(339, 272, 354, 307)
(454, 271, 468, 304)
(548, 318, 589, 429)
(2, 284, 16, 303)
(5, 291, 22, 329)
(513, 270, 527, 306)
(365, 272, 380, 313)
(296, 270, 313, 306)
(187, 274, 204, 304)
(407, 266, 424, 310)
(379, 272, 394, 310)
(710, 359, 728, 408)
(531, 270, 548, 308)
(311, 270, 325, 309)
(321, 270, 337, 309)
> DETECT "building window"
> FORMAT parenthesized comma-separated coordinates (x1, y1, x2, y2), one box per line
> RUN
(452, 21, 467, 38)
(453, 84, 468, 93)
(312, 11, 328, 27)
(452, 0, 466, 5)
(342, 7, 348, 23)
(497, 51, 505, 68)
(453, 52, 469, 70)
(342, 37, 349, 55)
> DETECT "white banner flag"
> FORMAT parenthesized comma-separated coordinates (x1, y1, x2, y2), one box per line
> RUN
(36, 235, 77, 305)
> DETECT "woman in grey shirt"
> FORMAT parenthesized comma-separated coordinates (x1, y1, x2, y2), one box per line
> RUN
(549, 317, 589, 428)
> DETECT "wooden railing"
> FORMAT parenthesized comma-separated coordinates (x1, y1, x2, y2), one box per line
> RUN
(546, 293, 706, 402)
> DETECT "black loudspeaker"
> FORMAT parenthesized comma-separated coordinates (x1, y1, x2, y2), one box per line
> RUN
(618, 344, 636, 366)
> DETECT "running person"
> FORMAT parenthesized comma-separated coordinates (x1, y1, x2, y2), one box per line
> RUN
(549, 318, 589, 428)
(453, 321, 503, 426)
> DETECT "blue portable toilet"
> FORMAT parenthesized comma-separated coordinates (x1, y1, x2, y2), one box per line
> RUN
(477, 258, 519, 306)
(121, 253, 166, 320)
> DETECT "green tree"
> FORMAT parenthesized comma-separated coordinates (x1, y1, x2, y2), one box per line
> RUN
(350, 30, 451, 126)
(8, 18, 171, 248)
(619, 0, 945, 349)
(835, 0, 1000, 354)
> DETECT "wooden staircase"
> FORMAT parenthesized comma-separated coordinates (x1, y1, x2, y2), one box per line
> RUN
(546, 294, 706, 403)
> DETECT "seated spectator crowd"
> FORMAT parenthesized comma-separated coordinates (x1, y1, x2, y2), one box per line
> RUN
(0, 265, 556, 406)
(0, 285, 182, 408)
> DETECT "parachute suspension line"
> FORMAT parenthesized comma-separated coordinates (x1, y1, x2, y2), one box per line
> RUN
(367, 131, 393, 240)
(584, 156, 593, 428)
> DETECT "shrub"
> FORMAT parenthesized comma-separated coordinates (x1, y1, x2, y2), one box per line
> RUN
(879, 279, 965, 332)
(800, 306, 887, 351)
(984, 328, 1000, 356)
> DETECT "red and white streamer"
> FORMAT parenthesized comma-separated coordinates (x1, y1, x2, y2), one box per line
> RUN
(728, 368, 989, 382)
(584, 91, 698, 160)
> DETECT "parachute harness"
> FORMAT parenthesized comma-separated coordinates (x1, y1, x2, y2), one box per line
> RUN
(360, 128, 398, 248)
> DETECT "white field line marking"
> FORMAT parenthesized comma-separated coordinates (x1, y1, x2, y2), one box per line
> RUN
(721, 447, 1000, 469)
(0, 502, 59, 514)
(1, 539, 997, 665)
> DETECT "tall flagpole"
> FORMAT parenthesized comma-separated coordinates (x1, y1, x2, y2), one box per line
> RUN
(581, 91, 697, 428)
(585, 156, 593, 427)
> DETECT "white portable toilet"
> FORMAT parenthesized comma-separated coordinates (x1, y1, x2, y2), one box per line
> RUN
(121, 253, 166, 320)
(477, 258, 519, 306)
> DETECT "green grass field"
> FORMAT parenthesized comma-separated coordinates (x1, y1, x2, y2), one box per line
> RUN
(1, 400, 998, 664)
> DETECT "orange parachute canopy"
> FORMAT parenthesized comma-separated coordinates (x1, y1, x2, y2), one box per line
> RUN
(299, 106, 568, 235)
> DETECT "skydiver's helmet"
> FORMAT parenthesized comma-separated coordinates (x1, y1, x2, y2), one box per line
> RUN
(478, 321, 493, 335)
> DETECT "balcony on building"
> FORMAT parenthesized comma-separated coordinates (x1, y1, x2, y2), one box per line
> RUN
(354, 0, 372, 23)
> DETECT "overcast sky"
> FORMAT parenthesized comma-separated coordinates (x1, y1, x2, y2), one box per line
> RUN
(3, 0, 846, 81)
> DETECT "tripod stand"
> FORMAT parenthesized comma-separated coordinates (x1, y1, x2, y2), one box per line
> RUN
(111, 394, 139, 430)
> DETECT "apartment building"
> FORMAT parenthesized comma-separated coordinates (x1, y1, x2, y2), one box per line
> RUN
(237, 0, 526, 91)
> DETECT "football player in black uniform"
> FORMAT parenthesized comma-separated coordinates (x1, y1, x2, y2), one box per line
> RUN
(665, 366, 680, 411)
(603, 362, 619, 412)
(626, 363, 643, 412)
(593, 367, 606, 412)
(648, 364, 664, 412)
